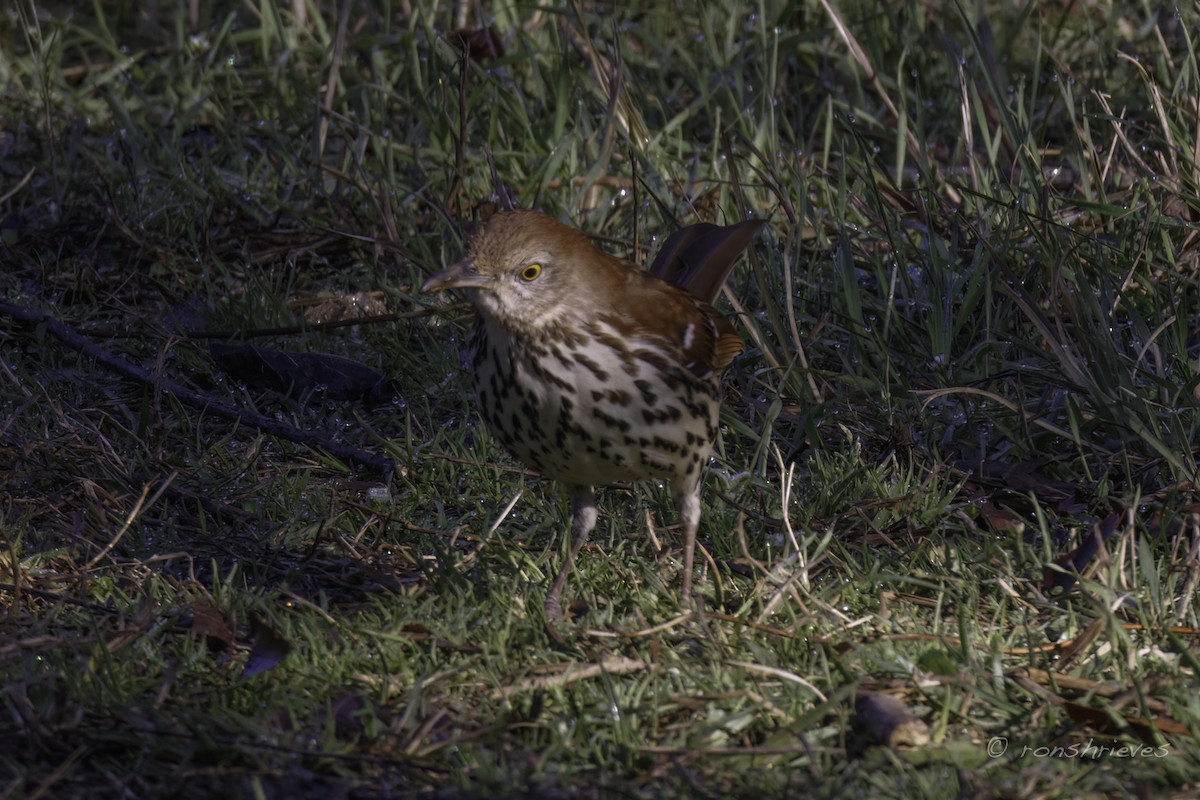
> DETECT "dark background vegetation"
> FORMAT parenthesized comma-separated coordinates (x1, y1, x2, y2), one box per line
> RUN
(3, 1, 1200, 797)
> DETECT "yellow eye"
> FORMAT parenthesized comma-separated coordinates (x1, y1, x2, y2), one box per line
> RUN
(519, 263, 542, 282)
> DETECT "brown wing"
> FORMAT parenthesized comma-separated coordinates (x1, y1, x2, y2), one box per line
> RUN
(620, 273, 743, 378)
(706, 308, 744, 373)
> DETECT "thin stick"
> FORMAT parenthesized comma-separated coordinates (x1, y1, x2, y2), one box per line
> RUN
(0, 301, 395, 475)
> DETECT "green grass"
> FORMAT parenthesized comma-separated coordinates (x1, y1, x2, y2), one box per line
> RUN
(3, 0, 1200, 797)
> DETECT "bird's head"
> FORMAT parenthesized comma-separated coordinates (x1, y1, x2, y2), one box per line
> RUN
(422, 211, 615, 334)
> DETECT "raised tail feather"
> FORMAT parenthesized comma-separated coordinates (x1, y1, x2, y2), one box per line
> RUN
(648, 218, 767, 304)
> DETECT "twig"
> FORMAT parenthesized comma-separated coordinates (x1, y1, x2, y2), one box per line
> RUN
(83, 479, 157, 571)
(0, 301, 395, 475)
(491, 654, 652, 698)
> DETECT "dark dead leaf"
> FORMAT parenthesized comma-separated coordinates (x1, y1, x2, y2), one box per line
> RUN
(192, 601, 235, 652)
(1043, 512, 1123, 595)
(241, 614, 291, 678)
(449, 27, 505, 61)
(211, 342, 399, 404)
(974, 497, 1022, 533)
(328, 692, 375, 738)
(959, 458, 1082, 509)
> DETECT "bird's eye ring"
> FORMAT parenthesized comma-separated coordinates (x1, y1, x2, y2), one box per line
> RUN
(519, 263, 542, 282)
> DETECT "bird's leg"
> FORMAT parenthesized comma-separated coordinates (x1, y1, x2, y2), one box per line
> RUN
(675, 485, 701, 609)
(544, 485, 598, 620)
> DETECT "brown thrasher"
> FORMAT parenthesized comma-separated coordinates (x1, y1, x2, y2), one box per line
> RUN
(423, 210, 764, 619)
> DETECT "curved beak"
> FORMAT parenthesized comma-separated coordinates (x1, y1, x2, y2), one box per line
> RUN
(422, 259, 492, 293)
